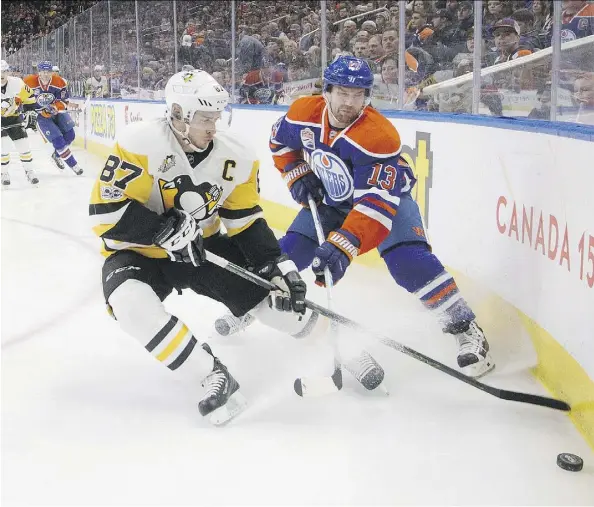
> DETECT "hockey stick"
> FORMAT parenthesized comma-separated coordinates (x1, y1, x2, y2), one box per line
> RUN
(293, 196, 342, 397)
(204, 249, 571, 412)
(1, 123, 25, 131)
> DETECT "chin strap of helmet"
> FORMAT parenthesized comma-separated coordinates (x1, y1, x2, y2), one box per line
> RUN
(167, 115, 205, 152)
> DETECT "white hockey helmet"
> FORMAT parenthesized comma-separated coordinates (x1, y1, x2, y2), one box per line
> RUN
(52, 65, 59, 72)
(165, 69, 229, 121)
(1, 60, 9, 72)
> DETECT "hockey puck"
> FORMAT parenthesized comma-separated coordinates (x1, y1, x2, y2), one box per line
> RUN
(556, 453, 583, 472)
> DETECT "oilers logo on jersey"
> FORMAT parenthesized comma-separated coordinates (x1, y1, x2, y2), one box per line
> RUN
(36, 92, 55, 107)
(310, 149, 354, 202)
(160, 175, 223, 221)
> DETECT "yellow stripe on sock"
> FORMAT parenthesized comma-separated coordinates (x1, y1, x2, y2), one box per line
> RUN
(156, 324, 189, 362)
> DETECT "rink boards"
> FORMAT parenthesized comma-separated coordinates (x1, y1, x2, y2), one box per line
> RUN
(70, 98, 594, 447)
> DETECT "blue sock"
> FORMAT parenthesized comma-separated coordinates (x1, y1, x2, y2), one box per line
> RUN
(382, 243, 475, 333)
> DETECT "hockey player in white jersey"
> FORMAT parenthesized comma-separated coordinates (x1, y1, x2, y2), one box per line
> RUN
(90, 69, 329, 424)
(1, 60, 39, 185)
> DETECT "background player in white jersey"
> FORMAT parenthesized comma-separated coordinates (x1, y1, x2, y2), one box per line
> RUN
(1, 59, 39, 185)
(89, 69, 325, 424)
(84, 64, 108, 98)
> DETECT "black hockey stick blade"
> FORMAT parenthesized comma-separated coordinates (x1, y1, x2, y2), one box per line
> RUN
(204, 251, 570, 412)
(493, 388, 571, 411)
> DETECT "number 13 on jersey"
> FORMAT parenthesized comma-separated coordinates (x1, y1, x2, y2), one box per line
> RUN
(367, 162, 413, 193)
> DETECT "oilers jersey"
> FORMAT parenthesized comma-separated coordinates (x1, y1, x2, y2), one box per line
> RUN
(561, 3, 594, 42)
(90, 119, 264, 259)
(23, 74, 69, 117)
(270, 95, 416, 255)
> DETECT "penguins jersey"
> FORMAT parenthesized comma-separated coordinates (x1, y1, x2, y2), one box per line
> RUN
(1, 75, 35, 117)
(22, 74, 69, 117)
(85, 76, 109, 98)
(90, 118, 266, 260)
(270, 95, 416, 255)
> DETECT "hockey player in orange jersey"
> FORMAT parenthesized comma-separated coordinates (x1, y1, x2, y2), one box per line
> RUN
(23, 61, 83, 175)
(218, 56, 494, 379)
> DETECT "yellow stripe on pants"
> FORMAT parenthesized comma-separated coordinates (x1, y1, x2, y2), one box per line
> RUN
(156, 324, 189, 362)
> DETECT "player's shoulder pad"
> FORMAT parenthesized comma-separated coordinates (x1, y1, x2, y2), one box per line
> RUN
(8, 75, 25, 87)
(286, 95, 325, 125)
(50, 75, 67, 88)
(344, 107, 401, 158)
(22, 74, 38, 87)
(215, 130, 258, 163)
(115, 119, 167, 155)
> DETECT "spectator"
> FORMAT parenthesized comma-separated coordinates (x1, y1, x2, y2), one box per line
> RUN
(561, 0, 594, 42)
(492, 18, 533, 64)
(484, 0, 508, 32)
(353, 39, 369, 59)
(532, 0, 553, 35)
(511, 9, 542, 50)
(450, 1, 475, 44)
(431, 9, 458, 48)
(237, 32, 265, 75)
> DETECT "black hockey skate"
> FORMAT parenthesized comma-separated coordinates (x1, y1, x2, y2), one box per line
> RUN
(51, 151, 65, 170)
(198, 344, 247, 425)
(448, 320, 495, 378)
(343, 350, 385, 391)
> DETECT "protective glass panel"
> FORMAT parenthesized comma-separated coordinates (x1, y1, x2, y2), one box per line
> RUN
(137, 0, 176, 99)
(174, 0, 232, 101)
(557, 34, 594, 125)
(234, 1, 317, 105)
(89, 2, 110, 97)
(109, 1, 139, 97)
(73, 9, 91, 97)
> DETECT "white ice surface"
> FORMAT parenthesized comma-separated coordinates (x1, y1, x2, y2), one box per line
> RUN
(1, 136, 593, 506)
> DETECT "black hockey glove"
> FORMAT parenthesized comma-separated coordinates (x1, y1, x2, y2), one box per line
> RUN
(24, 110, 38, 131)
(153, 208, 205, 267)
(255, 254, 307, 314)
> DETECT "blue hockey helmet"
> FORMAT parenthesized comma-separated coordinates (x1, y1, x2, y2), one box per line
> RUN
(323, 55, 373, 93)
(37, 61, 53, 72)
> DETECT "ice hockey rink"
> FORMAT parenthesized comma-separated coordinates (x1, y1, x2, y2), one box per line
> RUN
(1, 134, 593, 506)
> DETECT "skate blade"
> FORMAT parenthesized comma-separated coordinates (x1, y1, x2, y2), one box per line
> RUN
(208, 391, 248, 426)
(462, 354, 496, 379)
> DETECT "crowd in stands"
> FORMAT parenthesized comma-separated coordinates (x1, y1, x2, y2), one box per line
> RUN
(1, 0, 97, 54)
(2, 0, 593, 117)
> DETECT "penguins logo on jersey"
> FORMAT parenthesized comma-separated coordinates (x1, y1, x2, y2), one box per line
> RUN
(158, 154, 176, 173)
(310, 149, 354, 202)
(159, 175, 223, 220)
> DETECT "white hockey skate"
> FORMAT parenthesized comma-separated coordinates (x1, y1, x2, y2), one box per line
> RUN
(2, 171, 10, 186)
(343, 350, 386, 391)
(214, 312, 255, 337)
(198, 344, 247, 425)
(71, 164, 84, 175)
(453, 320, 495, 378)
(51, 151, 65, 170)
(25, 169, 39, 185)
